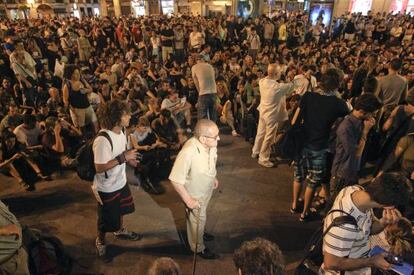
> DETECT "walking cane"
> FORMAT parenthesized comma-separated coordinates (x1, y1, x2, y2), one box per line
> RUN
(192, 205, 201, 275)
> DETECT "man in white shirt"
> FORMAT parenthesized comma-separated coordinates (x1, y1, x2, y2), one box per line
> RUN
(293, 65, 317, 96)
(251, 63, 297, 168)
(321, 173, 412, 275)
(161, 92, 192, 131)
(13, 114, 41, 147)
(93, 99, 141, 262)
(192, 55, 217, 121)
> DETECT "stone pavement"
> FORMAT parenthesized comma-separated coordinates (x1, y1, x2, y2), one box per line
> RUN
(0, 135, 321, 275)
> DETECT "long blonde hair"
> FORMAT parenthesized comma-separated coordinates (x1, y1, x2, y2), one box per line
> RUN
(385, 217, 412, 256)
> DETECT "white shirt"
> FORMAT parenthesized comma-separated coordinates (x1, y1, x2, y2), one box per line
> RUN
(257, 77, 295, 122)
(189, 32, 203, 48)
(93, 130, 127, 193)
(321, 186, 372, 275)
(293, 74, 317, 95)
(192, 62, 217, 95)
(13, 124, 41, 146)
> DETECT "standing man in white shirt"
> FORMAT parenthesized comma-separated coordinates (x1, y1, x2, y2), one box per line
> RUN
(192, 54, 217, 122)
(93, 99, 142, 263)
(252, 63, 297, 168)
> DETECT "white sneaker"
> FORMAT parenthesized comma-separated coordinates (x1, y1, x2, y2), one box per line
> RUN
(96, 238, 110, 262)
(251, 153, 259, 159)
(258, 160, 274, 168)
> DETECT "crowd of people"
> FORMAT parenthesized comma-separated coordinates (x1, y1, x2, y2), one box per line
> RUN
(0, 8, 413, 275)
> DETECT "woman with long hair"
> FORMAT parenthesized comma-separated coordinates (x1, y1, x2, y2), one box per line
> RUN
(62, 65, 98, 137)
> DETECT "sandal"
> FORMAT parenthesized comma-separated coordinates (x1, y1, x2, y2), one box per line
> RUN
(299, 209, 318, 222)
(290, 206, 301, 214)
(312, 197, 327, 211)
(37, 173, 52, 181)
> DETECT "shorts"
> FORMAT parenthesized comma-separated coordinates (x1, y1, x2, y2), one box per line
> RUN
(294, 147, 328, 189)
(69, 105, 97, 128)
(97, 184, 135, 233)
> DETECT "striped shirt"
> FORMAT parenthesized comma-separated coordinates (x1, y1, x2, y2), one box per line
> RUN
(320, 185, 373, 275)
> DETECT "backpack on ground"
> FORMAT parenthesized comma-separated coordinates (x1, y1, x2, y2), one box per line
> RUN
(26, 229, 72, 275)
(295, 209, 358, 275)
(76, 131, 113, 181)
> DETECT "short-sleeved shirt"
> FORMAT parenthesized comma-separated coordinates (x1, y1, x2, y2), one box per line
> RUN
(0, 200, 22, 262)
(169, 137, 217, 201)
(192, 62, 217, 96)
(93, 130, 127, 193)
(301, 92, 349, 150)
(13, 124, 41, 146)
(321, 185, 372, 275)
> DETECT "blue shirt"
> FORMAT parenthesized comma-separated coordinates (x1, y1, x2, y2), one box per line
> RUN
(331, 114, 364, 184)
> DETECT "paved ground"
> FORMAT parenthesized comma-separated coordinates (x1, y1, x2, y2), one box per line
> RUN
(0, 134, 321, 275)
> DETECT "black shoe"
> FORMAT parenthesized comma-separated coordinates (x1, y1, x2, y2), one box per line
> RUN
(197, 248, 218, 259)
(203, 232, 215, 242)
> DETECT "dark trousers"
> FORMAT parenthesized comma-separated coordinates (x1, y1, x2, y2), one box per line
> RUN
(197, 94, 217, 122)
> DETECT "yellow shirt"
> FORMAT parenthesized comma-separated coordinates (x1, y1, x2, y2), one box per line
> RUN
(169, 137, 217, 201)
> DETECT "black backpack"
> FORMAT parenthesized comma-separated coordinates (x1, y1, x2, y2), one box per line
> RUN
(28, 235, 72, 275)
(295, 209, 358, 275)
(76, 131, 113, 181)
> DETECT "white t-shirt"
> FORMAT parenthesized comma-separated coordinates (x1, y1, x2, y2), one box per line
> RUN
(321, 185, 372, 275)
(13, 124, 42, 146)
(189, 32, 203, 48)
(93, 130, 127, 193)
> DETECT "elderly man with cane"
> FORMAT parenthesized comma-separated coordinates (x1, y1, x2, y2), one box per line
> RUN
(169, 119, 219, 260)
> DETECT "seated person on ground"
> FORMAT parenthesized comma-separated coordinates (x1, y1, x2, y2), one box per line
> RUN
(130, 116, 170, 193)
(151, 109, 183, 150)
(13, 113, 42, 147)
(161, 91, 192, 132)
(0, 131, 47, 191)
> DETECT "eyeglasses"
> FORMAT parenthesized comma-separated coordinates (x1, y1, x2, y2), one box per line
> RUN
(203, 135, 220, 141)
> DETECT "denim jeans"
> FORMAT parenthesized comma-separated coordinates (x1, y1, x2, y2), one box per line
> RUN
(197, 93, 217, 122)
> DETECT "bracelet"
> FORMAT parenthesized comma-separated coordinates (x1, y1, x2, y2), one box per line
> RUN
(361, 136, 367, 142)
(115, 153, 126, 165)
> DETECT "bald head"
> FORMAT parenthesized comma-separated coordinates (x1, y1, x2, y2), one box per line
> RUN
(267, 63, 279, 78)
(194, 119, 218, 138)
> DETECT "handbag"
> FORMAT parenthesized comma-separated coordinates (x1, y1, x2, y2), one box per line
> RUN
(280, 107, 305, 161)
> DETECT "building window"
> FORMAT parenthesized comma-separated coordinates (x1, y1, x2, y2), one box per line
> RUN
(161, 0, 174, 14)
